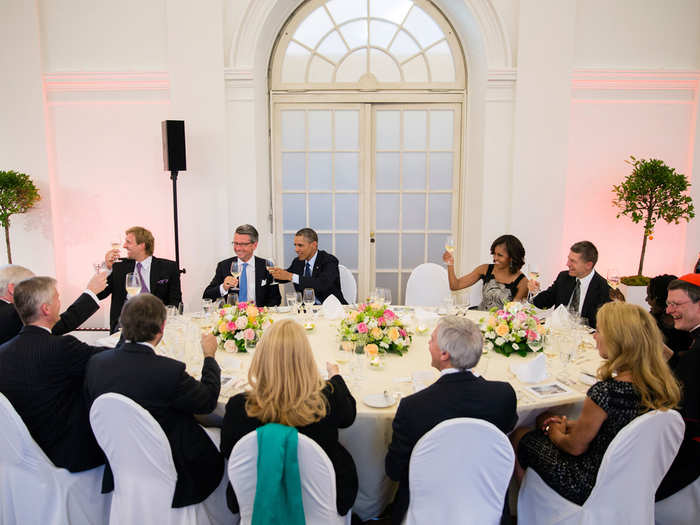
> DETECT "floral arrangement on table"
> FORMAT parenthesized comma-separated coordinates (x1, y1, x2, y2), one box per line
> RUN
(479, 301, 545, 357)
(213, 301, 272, 353)
(338, 303, 412, 356)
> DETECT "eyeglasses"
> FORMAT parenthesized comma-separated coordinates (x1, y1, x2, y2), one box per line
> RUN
(232, 242, 253, 247)
(666, 300, 691, 308)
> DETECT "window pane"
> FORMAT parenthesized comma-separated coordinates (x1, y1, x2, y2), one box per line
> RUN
(430, 110, 453, 149)
(327, 0, 367, 24)
(283, 194, 306, 230)
(389, 30, 419, 63)
(282, 152, 305, 190)
(282, 111, 305, 150)
(283, 233, 296, 267)
(402, 54, 428, 82)
(282, 42, 310, 83)
(403, 152, 426, 190)
(376, 152, 400, 190)
(369, 20, 397, 49)
(428, 194, 452, 230)
(309, 153, 332, 190)
(294, 7, 333, 48)
(318, 233, 332, 252)
(370, 0, 412, 25)
(402, 193, 425, 229)
(376, 110, 400, 150)
(429, 152, 453, 190)
(370, 49, 401, 82)
(402, 233, 425, 268)
(335, 233, 358, 270)
(335, 193, 358, 230)
(376, 234, 398, 269)
(339, 20, 368, 49)
(428, 233, 449, 265)
(403, 6, 443, 48)
(335, 111, 358, 150)
(336, 48, 367, 82)
(308, 111, 332, 149)
(376, 193, 399, 230)
(317, 31, 348, 64)
(425, 41, 455, 82)
(309, 55, 334, 83)
(375, 272, 399, 306)
(309, 193, 332, 230)
(404, 111, 426, 149)
(335, 152, 358, 190)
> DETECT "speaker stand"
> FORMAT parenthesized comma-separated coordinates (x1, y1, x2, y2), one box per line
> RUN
(170, 170, 186, 275)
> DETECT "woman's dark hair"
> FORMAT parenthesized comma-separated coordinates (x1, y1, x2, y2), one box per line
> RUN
(490, 234, 525, 274)
(648, 274, 678, 307)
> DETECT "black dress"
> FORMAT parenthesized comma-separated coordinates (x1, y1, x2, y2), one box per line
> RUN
(221, 375, 358, 516)
(518, 379, 641, 505)
(479, 264, 525, 310)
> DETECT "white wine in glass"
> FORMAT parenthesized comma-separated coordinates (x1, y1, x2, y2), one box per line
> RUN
(230, 260, 241, 280)
(266, 258, 277, 284)
(444, 236, 455, 254)
(125, 272, 140, 297)
(607, 269, 621, 289)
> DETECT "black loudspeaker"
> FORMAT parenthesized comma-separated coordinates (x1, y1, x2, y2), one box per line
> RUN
(161, 120, 186, 172)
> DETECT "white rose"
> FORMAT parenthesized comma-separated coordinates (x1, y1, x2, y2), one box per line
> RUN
(484, 341, 494, 351)
(517, 330, 526, 338)
(495, 337, 505, 346)
(379, 341, 389, 348)
(223, 340, 237, 353)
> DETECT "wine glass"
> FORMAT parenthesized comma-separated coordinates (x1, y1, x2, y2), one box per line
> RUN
(110, 235, 122, 261)
(230, 260, 241, 281)
(383, 288, 392, 306)
(286, 293, 298, 312)
(607, 268, 621, 289)
(444, 236, 455, 254)
(92, 261, 106, 274)
(266, 258, 277, 284)
(302, 288, 315, 309)
(125, 273, 140, 298)
(527, 264, 540, 301)
(201, 298, 213, 315)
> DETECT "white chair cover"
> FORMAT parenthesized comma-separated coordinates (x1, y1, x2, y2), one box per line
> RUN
(402, 418, 514, 525)
(517, 409, 685, 525)
(655, 475, 700, 525)
(338, 264, 357, 304)
(404, 263, 450, 307)
(468, 278, 483, 308)
(0, 393, 110, 525)
(228, 431, 351, 525)
(89, 393, 234, 525)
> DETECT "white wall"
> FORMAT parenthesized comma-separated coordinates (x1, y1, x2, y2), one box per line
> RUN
(1, 0, 698, 324)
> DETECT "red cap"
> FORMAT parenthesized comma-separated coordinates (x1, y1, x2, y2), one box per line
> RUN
(679, 273, 700, 287)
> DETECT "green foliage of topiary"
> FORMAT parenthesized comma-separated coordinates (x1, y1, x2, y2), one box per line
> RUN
(620, 275, 650, 287)
(0, 170, 41, 263)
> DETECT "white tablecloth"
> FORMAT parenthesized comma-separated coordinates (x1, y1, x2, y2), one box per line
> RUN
(154, 309, 601, 520)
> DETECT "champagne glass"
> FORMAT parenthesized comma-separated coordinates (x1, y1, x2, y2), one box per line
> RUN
(444, 236, 455, 254)
(230, 260, 241, 281)
(111, 235, 122, 261)
(527, 264, 540, 302)
(266, 258, 277, 284)
(607, 268, 620, 289)
(125, 273, 140, 298)
(92, 261, 106, 274)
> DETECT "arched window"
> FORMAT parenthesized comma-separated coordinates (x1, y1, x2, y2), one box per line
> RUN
(271, 0, 465, 303)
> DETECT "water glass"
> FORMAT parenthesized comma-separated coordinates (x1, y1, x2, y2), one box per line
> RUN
(201, 299, 213, 315)
(286, 293, 298, 311)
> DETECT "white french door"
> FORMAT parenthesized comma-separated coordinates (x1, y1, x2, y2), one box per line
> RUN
(272, 102, 461, 303)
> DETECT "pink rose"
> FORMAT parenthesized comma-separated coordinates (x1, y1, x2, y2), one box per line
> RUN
(516, 311, 528, 322)
(235, 316, 248, 330)
(399, 328, 407, 338)
(238, 302, 248, 310)
(219, 309, 227, 316)
(357, 322, 368, 334)
(377, 317, 386, 327)
(227, 321, 237, 331)
(526, 329, 537, 341)
(358, 304, 367, 312)
(383, 309, 396, 320)
(243, 328, 256, 341)
(223, 340, 238, 353)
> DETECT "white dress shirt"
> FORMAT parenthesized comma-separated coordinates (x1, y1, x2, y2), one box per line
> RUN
(134, 256, 152, 292)
(219, 257, 256, 302)
(292, 251, 318, 285)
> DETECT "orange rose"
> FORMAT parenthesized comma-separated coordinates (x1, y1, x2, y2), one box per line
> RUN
(495, 323, 509, 337)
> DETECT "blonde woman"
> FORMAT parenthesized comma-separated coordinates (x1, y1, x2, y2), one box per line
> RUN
(511, 302, 681, 505)
(221, 319, 357, 516)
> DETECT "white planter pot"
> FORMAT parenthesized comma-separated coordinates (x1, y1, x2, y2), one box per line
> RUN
(620, 284, 647, 309)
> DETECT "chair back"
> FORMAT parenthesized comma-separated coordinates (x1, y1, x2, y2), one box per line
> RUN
(404, 263, 450, 307)
(404, 418, 514, 525)
(655, 475, 700, 525)
(0, 393, 109, 525)
(338, 265, 357, 303)
(468, 279, 483, 308)
(228, 431, 349, 525)
(90, 393, 205, 525)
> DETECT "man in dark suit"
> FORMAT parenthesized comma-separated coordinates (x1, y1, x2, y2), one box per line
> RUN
(0, 276, 107, 472)
(0, 264, 107, 344)
(269, 227, 347, 304)
(98, 226, 182, 333)
(84, 293, 224, 509)
(202, 224, 281, 307)
(656, 275, 700, 501)
(385, 317, 517, 524)
(529, 241, 611, 328)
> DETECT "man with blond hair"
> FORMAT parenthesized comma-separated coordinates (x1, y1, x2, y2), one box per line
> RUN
(0, 264, 106, 344)
(99, 226, 181, 333)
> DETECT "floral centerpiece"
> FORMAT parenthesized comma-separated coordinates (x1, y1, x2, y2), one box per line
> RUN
(213, 301, 272, 353)
(479, 301, 545, 357)
(338, 303, 412, 356)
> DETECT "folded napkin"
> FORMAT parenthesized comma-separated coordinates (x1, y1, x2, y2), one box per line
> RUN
(96, 332, 121, 348)
(322, 294, 345, 319)
(510, 354, 548, 383)
(547, 304, 573, 330)
(253, 424, 305, 525)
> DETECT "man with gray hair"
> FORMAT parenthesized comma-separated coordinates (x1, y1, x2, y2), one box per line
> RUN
(0, 264, 107, 344)
(0, 276, 107, 472)
(385, 316, 517, 524)
(203, 224, 281, 306)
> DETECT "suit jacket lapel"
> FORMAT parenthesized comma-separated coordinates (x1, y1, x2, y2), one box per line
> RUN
(254, 256, 264, 301)
(581, 271, 601, 316)
(313, 250, 324, 274)
(561, 274, 575, 305)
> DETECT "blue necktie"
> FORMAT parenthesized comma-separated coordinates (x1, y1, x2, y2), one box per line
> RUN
(239, 262, 248, 302)
(304, 262, 311, 278)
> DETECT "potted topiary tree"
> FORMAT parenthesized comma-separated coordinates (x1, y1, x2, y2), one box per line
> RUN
(0, 170, 41, 263)
(612, 156, 694, 306)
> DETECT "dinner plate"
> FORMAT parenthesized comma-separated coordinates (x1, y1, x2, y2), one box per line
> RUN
(363, 393, 396, 408)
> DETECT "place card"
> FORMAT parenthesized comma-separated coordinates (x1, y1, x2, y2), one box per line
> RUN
(525, 382, 573, 398)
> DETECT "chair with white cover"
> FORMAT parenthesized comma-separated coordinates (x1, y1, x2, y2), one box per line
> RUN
(228, 430, 351, 525)
(404, 263, 450, 307)
(402, 417, 514, 525)
(517, 409, 685, 525)
(655, 475, 700, 525)
(0, 393, 110, 525)
(89, 393, 234, 525)
(338, 264, 357, 304)
(468, 278, 483, 308)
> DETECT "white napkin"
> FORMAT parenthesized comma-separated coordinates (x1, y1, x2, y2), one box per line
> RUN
(547, 304, 573, 330)
(510, 353, 548, 383)
(96, 332, 121, 348)
(411, 370, 435, 392)
(322, 294, 345, 319)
